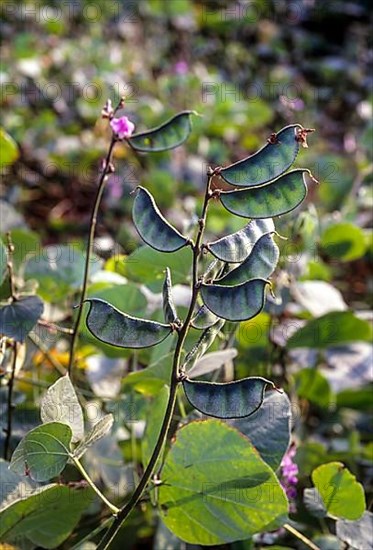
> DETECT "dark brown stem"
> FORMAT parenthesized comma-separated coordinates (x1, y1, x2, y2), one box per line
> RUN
(96, 175, 213, 550)
(4, 341, 18, 460)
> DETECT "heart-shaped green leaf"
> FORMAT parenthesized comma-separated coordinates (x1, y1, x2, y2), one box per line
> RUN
(183, 319, 225, 372)
(220, 169, 309, 219)
(182, 376, 274, 419)
(312, 462, 366, 520)
(206, 218, 275, 263)
(10, 422, 72, 482)
(0, 296, 44, 342)
(0, 484, 92, 548)
(133, 186, 190, 253)
(158, 420, 288, 545)
(0, 128, 19, 168)
(163, 267, 179, 323)
(40, 375, 84, 443)
(220, 124, 302, 187)
(74, 414, 114, 459)
(191, 304, 220, 330)
(201, 278, 268, 321)
(84, 298, 173, 348)
(128, 110, 196, 152)
(217, 234, 279, 285)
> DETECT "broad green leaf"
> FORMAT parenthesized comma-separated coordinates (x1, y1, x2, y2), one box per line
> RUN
(295, 368, 332, 408)
(40, 374, 84, 443)
(206, 219, 275, 263)
(0, 238, 7, 284)
(320, 223, 367, 262)
(0, 295, 44, 342)
(0, 484, 92, 549)
(84, 298, 173, 348)
(122, 354, 172, 395)
(74, 414, 114, 459)
(219, 124, 302, 187)
(312, 462, 366, 520)
(10, 422, 72, 482)
(123, 245, 192, 286)
(142, 385, 169, 468)
(163, 267, 179, 323)
(24, 245, 102, 301)
(230, 391, 291, 470)
(0, 128, 19, 168)
(6, 228, 41, 270)
(220, 170, 309, 219)
(336, 511, 373, 550)
(0, 459, 35, 509)
(128, 110, 196, 152)
(182, 319, 225, 371)
(191, 304, 219, 329)
(158, 420, 288, 545)
(217, 234, 279, 285)
(200, 278, 268, 321)
(133, 187, 190, 252)
(188, 348, 238, 378)
(182, 376, 275, 419)
(287, 311, 373, 349)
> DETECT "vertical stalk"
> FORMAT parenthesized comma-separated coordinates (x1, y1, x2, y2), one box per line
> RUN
(68, 137, 116, 377)
(96, 175, 213, 550)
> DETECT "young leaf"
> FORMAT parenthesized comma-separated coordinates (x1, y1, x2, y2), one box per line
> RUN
(216, 234, 279, 285)
(336, 511, 373, 550)
(206, 218, 275, 263)
(219, 124, 302, 187)
(0, 296, 44, 343)
(128, 110, 196, 152)
(200, 278, 268, 321)
(132, 186, 190, 253)
(0, 128, 19, 168)
(74, 414, 114, 459)
(10, 422, 72, 482)
(182, 319, 225, 372)
(182, 376, 275, 419)
(40, 375, 84, 443)
(0, 484, 92, 548)
(191, 304, 220, 330)
(312, 462, 366, 520)
(84, 298, 173, 348)
(158, 420, 288, 545)
(162, 267, 179, 324)
(220, 169, 309, 219)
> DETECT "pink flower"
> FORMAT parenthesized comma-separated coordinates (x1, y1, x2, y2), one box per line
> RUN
(174, 60, 189, 75)
(280, 445, 299, 512)
(110, 116, 135, 139)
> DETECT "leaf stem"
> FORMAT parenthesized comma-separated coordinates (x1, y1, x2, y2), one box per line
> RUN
(68, 137, 116, 377)
(284, 522, 321, 550)
(96, 174, 213, 550)
(4, 341, 18, 460)
(71, 455, 120, 515)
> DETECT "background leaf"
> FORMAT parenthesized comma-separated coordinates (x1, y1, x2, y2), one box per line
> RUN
(74, 414, 114, 459)
(0, 296, 44, 342)
(141, 385, 169, 468)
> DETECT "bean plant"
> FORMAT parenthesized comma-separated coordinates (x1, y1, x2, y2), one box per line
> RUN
(3, 99, 362, 550)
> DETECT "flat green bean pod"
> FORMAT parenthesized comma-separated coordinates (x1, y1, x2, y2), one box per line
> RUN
(163, 267, 179, 324)
(206, 218, 275, 263)
(182, 376, 275, 419)
(219, 124, 302, 187)
(200, 278, 268, 321)
(183, 319, 225, 371)
(217, 234, 279, 285)
(191, 304, 220, 330)
(133, 186, 190, 252)
(128, 110, 197, 152)
(84, 298, 173, 348)
(220, 169, 309, 219)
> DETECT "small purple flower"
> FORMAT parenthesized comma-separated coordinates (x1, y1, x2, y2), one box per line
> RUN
(110, 116, 135, 139)
(174, 60, 189, 75)
(280, 445, 299, 512)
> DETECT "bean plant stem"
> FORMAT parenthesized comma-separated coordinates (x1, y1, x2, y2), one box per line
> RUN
(68, 137, 116, 377)
(96, 175, 213, 550)
(71, 456, 120, 515)
(4, 233, 18, 460)
(284, 523, 321, 550)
